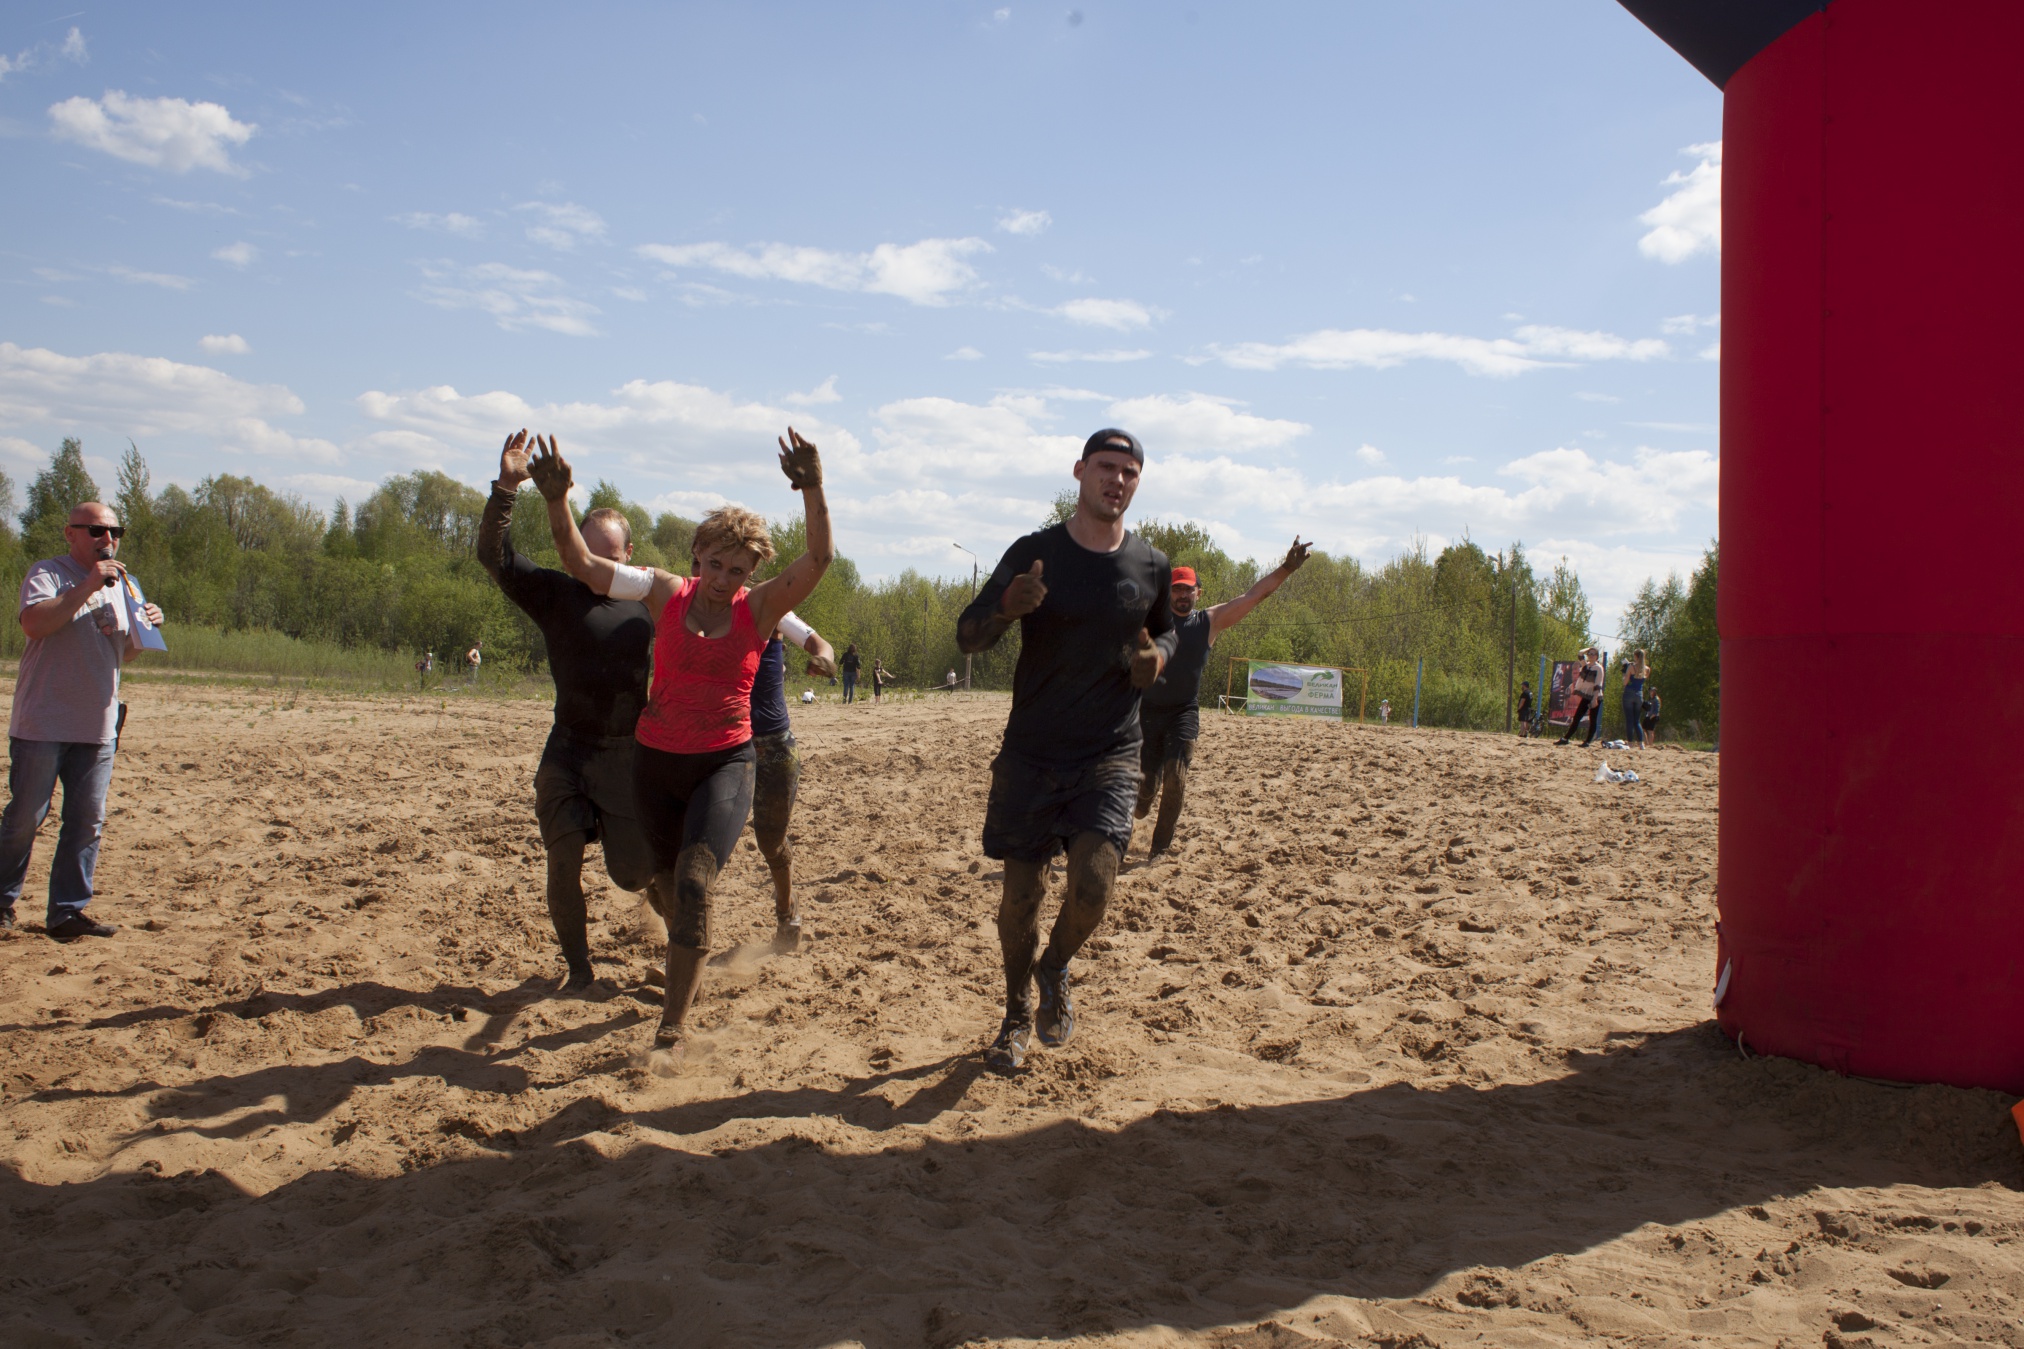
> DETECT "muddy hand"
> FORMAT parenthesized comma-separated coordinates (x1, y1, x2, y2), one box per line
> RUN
(1001, 559, 1046, 618)
(778, 427, 823, 491)
(498, 429, 533, 487)
(528, 434, 574, 502)
(1129, 626, 1164, 689)
(806, 652, 837, 679)
(1282, 536, 1313, 573)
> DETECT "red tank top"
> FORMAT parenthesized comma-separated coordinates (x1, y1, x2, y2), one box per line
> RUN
(635, 576, 768, 754)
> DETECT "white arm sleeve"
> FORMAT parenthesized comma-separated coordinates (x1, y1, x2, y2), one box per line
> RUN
(606, 564, 654, 602)
(779, 610, 815, 647)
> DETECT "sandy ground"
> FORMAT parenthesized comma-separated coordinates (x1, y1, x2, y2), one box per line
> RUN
(1, 682, 2019, 1349)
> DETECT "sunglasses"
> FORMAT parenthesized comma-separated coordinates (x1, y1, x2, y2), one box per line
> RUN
(71, 524, 126, 539)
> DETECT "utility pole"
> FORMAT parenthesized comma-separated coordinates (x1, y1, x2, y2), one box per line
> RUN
(1501, 550, 1516, 734)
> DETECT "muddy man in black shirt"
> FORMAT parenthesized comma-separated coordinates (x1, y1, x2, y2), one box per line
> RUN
(958, 429, 1178, 1070)
(479, 430, 657, 992)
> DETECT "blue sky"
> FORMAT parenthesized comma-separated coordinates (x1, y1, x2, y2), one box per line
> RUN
(0, 1, 1721, 632)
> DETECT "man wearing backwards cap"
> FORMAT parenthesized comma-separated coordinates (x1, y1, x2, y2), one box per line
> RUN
(958, 428, 1178, 1071)
(1137, 537, 1312, 858)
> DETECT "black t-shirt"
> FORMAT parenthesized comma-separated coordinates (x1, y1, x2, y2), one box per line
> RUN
(960, 523, 1175, 764)
(1143, 608, 1212, 709)
(484, 488, 653, 739)
(840, 651, 861, 676)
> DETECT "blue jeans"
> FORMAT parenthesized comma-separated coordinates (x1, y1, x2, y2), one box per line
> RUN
(841, 672, 857, 703)
(0, 738, 116, 926)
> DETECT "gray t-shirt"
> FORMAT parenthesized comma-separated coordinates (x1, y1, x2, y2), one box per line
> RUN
(11, 556, 126, 744)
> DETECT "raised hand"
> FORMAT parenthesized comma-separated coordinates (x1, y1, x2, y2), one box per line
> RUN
(1000, 559, 1046, 618)
(1129, 627, 1165, 689)
(498, 429, 533, 487)
(1281, 536, 1313, 573)
(528, 434, 573, 502)
(806, 651, 837, 679)
(778, 427, 822, 491)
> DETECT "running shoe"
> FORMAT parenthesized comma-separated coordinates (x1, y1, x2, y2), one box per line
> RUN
(47, 915, 116, 942)
(1034, 961, 1075, 1047)
(985, 1017, 1033, 1071)
(0, 908, 14, 931)
(772, 919, 803, 954)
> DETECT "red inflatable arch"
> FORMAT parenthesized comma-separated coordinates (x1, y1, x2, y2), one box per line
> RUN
(1616, 0, 2024, 1093)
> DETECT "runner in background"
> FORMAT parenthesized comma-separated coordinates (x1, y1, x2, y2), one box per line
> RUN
(1136, 539, 1311, 859)
(957, 428, 1176, 1072)
(1379, 699, 1391, 724)
(479, 430, 656, 992)
(750, 612, 835, 952)
(870, 659, 892, 703)
(533, 428, 831, 1066)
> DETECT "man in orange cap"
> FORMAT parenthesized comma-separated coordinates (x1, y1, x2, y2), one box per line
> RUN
(1137, 538, 1313, 857)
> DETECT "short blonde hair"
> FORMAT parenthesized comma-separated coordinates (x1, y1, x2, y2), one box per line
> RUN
(692, 506, 775, 565)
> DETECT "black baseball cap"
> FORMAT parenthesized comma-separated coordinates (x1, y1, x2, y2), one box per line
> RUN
(1081, 428, 1144, 464)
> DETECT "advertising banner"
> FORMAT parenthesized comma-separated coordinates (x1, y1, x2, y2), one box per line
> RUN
(1545, 660, 1579, 727)
(1244, 661, 1344, 718)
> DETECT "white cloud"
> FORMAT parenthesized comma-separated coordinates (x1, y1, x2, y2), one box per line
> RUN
(211, 241, 256, 268)
(1055, 297, 1156, 331)
(278, 472, 380, 500)
(997, 208, 1051, 236)
(395, 211, 484, 237)
(105, 264, 194, 290)
(415, 261, 601, 337)
(1041, 263, 1091, 284)
(355, 379, 861, 491)
(637, 236, 991, 307)
(784, 375, 842, 406)
(154, 196, 241, 215)
(517, 201, 606, 251)
(1, 27, 88, 83)
(1104, 394, 1309, 455)
(0, 343, 339, 463)
(1207, 322, 1668, 377)
(1639, 141, 1721, 263)
(863, 394, 1083, 481)
(945, 346, 984, 361)
(48, 90, 256, 175)
(1700, 341, 1720, 362)
(61, 28, 88, 63)
(1029, 349, 1151, 364)
(1356, 443, 1387, 466)
(199, 334, 250, 355)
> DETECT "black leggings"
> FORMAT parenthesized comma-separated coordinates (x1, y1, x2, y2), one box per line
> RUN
(633, 740, 756, 873)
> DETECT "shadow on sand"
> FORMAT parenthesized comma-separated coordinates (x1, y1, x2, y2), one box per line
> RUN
(4, 1022, 2018, 1347)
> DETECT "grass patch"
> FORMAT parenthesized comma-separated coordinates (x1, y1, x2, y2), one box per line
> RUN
(115, 625, 550, 698)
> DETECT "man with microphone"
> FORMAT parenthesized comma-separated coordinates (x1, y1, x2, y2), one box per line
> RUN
(1, 502, 165, 940)
(957, 429, 1177, 1070)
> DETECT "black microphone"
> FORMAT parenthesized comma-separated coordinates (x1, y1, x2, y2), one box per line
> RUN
(98, 546, 116, 588)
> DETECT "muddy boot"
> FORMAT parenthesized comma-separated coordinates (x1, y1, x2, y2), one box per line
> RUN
(654, 943, 709, 1065)
(1148, 759, 1188, 858)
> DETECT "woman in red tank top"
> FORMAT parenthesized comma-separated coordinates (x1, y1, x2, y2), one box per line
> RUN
(531, 429, 833, 1064)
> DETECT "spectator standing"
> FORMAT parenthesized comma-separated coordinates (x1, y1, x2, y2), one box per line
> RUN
(1378, 698, 1392, 724)
(840, 644, 861, 704)
(871, 659, 893, 704)
(1, 502, 166, 940)
(466, 641, 483, 687)
(1621, 649, 1650, 750)
(1515, 681, 1534, 736)
(1642, 689, 1663, 746)
(1557, 647, 1605, 747)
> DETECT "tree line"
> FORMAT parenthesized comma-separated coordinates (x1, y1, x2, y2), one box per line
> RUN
(0, 439, 1719, 738)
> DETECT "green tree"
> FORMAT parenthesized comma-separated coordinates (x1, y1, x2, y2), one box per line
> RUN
(21, 438, 102, 561)
(1541, 556, 1592, 652)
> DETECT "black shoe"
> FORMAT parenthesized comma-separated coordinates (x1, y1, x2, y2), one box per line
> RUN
(560, 963, 595, 994)
(47, 914, 117, 942)
(985, 1017, 1033, 1071)
(0, 909, 14, 931)
(1034, 962, 1075, 1047)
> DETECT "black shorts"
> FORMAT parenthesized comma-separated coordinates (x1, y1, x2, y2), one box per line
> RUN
(982, 744, 1139, 863)
(633, 739, 757, 872)
(533, 727, 655, 891)
(1139, 703, 1199, 778)
(751, 730, 801, 854)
